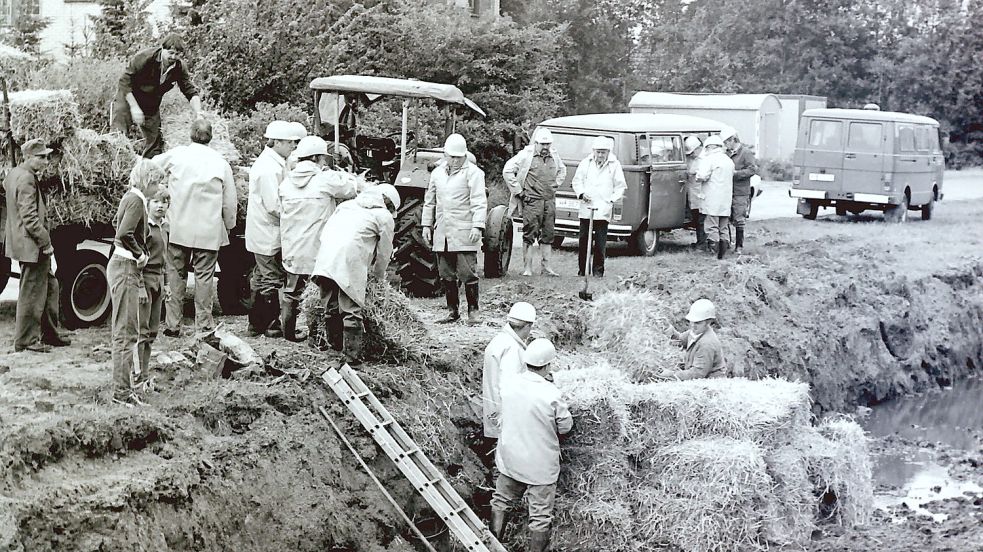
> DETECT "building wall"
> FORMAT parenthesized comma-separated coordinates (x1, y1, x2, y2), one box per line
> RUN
(36, 0, 173, 61)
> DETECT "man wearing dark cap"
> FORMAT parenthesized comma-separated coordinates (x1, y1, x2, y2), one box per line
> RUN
(112, 33, 201, 158)
(3, 139, 71, 353)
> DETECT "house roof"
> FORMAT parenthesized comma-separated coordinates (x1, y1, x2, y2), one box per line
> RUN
(629, 92, 781, 111)
(802, 108, 939, 125)
(539, 113, 725, 133)
(309, 75, 485, 116)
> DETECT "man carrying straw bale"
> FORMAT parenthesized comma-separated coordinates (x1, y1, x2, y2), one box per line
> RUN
(695, 135, 735, 260)
(111, 34, 201, 158)
(136, 186, 170, 385)
(152, 119, 237, 337)
(422, 133, 486, 325)
(492, 338, 572, 552)
(108, 160, 163, 405)
(660, 298, 725, 380)
(279, 135, 358, 344)
(312, 184, 399, 361)
(480, 302, 536, 461)
(3, 139, 71, 353)
(571, 136, 627, 277)
(246, 120, 304, 339)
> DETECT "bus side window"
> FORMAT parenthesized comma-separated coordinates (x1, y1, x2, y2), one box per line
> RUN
(898, 125, 916, 152)
(915, 126, 932, 152)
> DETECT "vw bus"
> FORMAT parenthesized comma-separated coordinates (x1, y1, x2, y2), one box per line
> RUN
(790, 108, 944, 222)
(536, 113, 723, 255)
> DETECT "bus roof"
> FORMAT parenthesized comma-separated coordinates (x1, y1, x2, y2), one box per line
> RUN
(539, 113, 724, 133)
(802, 108, 939, 126)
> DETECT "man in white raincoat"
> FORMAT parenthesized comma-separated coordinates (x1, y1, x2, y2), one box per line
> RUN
(695, 135, 735, 260)
(684, 135, 706, 248)
(571, 136, 627, 277)
(279, 135, 358, 344)
(312, 184, 399, 361)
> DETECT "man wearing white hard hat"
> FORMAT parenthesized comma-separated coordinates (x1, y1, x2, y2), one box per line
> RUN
(422, 133, 487, 324)
(684, 135, 706, 248)
(503, 128, 567, 276)
(694, 135, 735, 260)
(481, 301, 536, 447)
(722, 128, 758, 255)
(245, 120, 304, 338)
(279, 135, 358, 344)
(571, 136, 627, 277)
(662, 298, 725, 380)
(491, 337, 572, 552)
(312, 184, 399, 361)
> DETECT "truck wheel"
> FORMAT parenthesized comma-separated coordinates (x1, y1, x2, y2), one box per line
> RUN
(58, 250, 111, 329)
(483, 205, 513, 278)
(802, 200, 819, 220)
(0, 254, 10, 295)
(835, 204, 847, 216)
(884, 195, 909, 223)
(394, 195, 442, 298)
(921, 196, 935, 221)
(630, 228, 660, 257)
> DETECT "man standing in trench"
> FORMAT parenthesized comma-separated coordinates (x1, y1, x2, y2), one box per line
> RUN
(661, 299, 726, 380)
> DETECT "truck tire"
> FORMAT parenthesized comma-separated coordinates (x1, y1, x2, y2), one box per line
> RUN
(921, 195, 935, 221)
(483, 205, 513, 278)
(393, 195, 442, 298)
(58, 250, 111, 329)
(0, 254, 10, 295)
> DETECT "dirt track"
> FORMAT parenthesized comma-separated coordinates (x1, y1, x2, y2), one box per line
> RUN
(2, 194, 982, 551)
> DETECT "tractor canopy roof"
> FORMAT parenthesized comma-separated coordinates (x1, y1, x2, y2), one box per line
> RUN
(309, 75, 486, 117)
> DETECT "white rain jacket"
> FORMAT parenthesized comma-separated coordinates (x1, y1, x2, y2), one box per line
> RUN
(495, 370, 573, 486)
(695, 149, 735, 217)
(481, 324, 528, 438)
(570, 153, 627, 221)
(422, 161, 487, 253)
(245, 147, 286, 255)
(279, 160, 357, 275)
(502, 145, 566, 216)
(685, 151, 705, 210)
(311, 190, 395, 307)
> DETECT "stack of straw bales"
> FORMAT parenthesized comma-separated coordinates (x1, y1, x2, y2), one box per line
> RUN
(551, 365, 873, 552)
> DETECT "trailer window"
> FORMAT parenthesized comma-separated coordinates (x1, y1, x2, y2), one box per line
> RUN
(808, 120, 842, 148)
(898, 125, 917, 152)
(847, 122, 882, 151)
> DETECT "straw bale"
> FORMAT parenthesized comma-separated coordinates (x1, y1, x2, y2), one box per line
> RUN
(8, 89, 81, 145)
(554, 495, 634, 552)
(813, 417, 873, 526)
(761, 444, 815, 545)
(553, 363, 635, 447)
(558, 445, 630, 502)
(161, 105, 241, 165)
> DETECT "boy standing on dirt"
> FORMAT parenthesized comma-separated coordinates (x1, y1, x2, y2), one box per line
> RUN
(662, 299, 725, 380)
(135, 187, 170, 388)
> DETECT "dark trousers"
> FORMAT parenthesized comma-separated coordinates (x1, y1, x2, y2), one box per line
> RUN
(14, 255, 62, 350)
(108, 257, 140, 398)
(521, 197, 556, 245)
(577, 218, 609, 276)
(165, 244, 218, 334)
(137, 271, 164, 376)
(111, 95, 163, 158)
(317, 277, 363, 329)
(282, 271, 309, 303)
(436, 252, 478, 285)
(252, 252, 285, 296)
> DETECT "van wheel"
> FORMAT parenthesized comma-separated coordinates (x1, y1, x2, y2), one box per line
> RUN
(921, 196, 935, 221)
(885, 196, 909, 223)
(802, 200, 819, 220)
(835, 204, 847, 217)
(58, 250, 111, 329)
(630, 228, 660, 256)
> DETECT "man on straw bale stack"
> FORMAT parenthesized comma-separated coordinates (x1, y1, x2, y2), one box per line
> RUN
(107, 160, 164, 406)
(422, 133, 487, 325)
(660, 298, 725, 380)
(480, 301, 537, 461)
(312, 184, 399, 362)
(684, 135, 706, 248)
(245, 120, 305, 339)
(136, 186, 171, 385)
(492, 338, 572, 552)
(571, 136, 627, 277)
(279, 135, 358, 344)
(722, 127, 759, 255)
(112, 33, 201, 158)
(695, 135, 735, 260)
(3, 139, 72, 353)
(152, 119, 237, 338)
(503, 128, 566, 277)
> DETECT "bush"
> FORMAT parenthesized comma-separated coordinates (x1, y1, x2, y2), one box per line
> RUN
(223, 102, 310, 164)
(761, 158, 794, 181)
(26, 58, 127, 131)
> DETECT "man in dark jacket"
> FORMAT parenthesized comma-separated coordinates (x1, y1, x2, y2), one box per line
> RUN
(3, 139, 71, 353)
(723, 129, 758, 255)
(111, 33, 201, 158)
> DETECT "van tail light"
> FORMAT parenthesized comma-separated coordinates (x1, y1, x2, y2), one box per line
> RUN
(792, 166, 801, 187)
(613, 199, 624, 222)
(882, 173, 893, 192)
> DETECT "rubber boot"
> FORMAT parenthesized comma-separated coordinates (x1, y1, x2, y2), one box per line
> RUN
(437, 280, 461, 324)
(528, 529, 551, 552)
(281, 299, 304, 342)
(707, 239, 718, 256)
(717, 240, 727, 260)
(491, 509, 508, 541)
(247, 290, 264, 336)
(465, 282, 480, 325)
(735, 228, 744, 254)
(521, 244, 532, 276)
(137, 342, 151, 378)
(541, 245, 559, 277)
(693, 210, 706, 247)
(264, 293, 283, 338)
(326, 315, 344, 352)
(343, 326, 365, 364)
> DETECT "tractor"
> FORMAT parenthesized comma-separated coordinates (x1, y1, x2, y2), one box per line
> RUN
(308, 75, 513, 297)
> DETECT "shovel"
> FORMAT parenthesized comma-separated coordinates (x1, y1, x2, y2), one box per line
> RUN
(579, 208, 597, 301)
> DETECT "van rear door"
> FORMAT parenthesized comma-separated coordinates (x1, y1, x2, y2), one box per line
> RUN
(801, 118, 844, 193)
(842, 121, 887, 195)
(640, 133, 687, 229)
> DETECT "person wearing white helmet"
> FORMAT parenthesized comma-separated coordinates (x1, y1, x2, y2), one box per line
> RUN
(422, 133, 487, 325)
(571, 135, 627, 277)
(278, 135, 358, 344)
(694, 135, 735, 260)
(683, 135, 706, 248)
(312, 183, 399, 360)
(491, 337, 572, 552)
(245, 120, 304, 338)
(481, 301, 536, 448)
(503, 127, 567, 276)
(661, 298, 725, 380)
(721, 128, 758, 255)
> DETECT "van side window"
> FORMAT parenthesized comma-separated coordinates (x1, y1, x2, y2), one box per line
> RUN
(637, 135, 650, 163)
(809, 120, 842, 148)
(915, 126, 933, 151)
(898, 125, 916, 152)
(847, 122, 882, 151)
(643, 135, 684, 164)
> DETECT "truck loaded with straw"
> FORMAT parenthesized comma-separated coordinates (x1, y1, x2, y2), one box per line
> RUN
(0, 86, 252, 327)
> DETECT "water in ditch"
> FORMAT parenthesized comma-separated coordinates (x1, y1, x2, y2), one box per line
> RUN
(862, 376, 983, 522)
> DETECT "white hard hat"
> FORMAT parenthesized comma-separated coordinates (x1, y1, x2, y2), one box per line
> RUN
(533, 128, 553, 144)
(444, 133, 468, 157)
(720, 127, 738, 142)
(591, 136, 613, 151)
(685, 299, 716, 322)
(288, 121, 308, 140)
(375, 183, 401, 210)
(684, 136, 702, 155)
(523, 338, 556, 368)
(295, 136, 328, 158)
(704, 135, 725, 148)
(507, 302, 536, 323)
(264, 120, 295, 140)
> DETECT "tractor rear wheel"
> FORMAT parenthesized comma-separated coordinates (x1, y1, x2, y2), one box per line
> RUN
(482, 205, 513, 278)
(393, 195, 442, 298)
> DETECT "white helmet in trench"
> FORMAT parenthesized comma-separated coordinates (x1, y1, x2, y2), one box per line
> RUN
(523, 338, 556, 368)
(685, 299, 717, 322)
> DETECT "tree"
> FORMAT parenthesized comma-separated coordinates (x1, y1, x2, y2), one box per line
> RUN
(0, 0, 49, 56)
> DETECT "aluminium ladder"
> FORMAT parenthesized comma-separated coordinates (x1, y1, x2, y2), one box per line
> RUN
(323, 364, 508, 552)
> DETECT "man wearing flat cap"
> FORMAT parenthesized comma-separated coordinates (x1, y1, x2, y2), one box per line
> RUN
(112, 33, 201, 158)
(3, 139, 71, 353)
